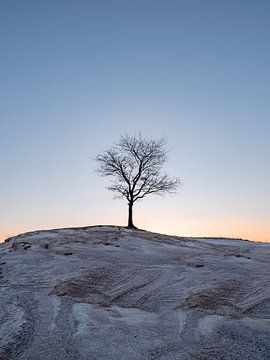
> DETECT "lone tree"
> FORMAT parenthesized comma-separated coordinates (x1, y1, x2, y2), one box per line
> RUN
(95, 134, 181, 228)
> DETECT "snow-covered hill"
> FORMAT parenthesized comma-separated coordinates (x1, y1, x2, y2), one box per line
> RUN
(0, 226, 270, 359)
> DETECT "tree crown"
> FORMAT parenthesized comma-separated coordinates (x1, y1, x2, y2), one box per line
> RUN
(95, 134, 181, 203)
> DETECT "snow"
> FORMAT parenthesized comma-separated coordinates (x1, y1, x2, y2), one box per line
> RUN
(0, 304, 26, 348)
(0, 226, 270, 359)
(197, 315, 223, 336)
(73, 303, 92, 337)
(49, 296, 61, 331)
(195, 237, 248, 246)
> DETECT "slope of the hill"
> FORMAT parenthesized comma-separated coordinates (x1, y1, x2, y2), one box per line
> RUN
(0, 226, 270, 360)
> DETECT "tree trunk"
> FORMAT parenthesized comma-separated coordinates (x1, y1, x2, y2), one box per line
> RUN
(128, 201, 135, 228)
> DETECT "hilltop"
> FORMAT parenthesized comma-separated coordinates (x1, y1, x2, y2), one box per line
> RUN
(0, 226, 270, 359)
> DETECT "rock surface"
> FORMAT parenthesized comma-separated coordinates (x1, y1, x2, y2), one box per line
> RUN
(0, 226, 270, 359)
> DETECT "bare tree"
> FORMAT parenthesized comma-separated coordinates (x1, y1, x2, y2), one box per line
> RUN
(95, 134, 181, 228)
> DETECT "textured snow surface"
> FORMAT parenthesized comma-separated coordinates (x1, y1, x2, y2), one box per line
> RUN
(0, 226, 270, 359)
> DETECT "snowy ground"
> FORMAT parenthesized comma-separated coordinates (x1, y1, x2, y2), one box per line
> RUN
(0, 226, 270, 359)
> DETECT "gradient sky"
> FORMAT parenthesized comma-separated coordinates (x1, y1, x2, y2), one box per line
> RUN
(1, 0, 270, 242)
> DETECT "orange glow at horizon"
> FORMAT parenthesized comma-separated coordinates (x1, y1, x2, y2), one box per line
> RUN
(1, 213, 269, 243)
(138, 212, 270, 243)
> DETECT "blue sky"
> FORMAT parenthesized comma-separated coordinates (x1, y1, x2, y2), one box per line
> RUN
(1, 0, 270, 241)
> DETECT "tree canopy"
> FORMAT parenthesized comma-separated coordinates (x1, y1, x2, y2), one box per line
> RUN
(95, 134, 181, 228)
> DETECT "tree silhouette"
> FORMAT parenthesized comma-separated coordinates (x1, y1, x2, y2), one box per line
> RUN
(95, 134, 181, 228)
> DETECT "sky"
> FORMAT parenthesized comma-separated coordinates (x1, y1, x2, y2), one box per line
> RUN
(1, 0, 270, 242)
